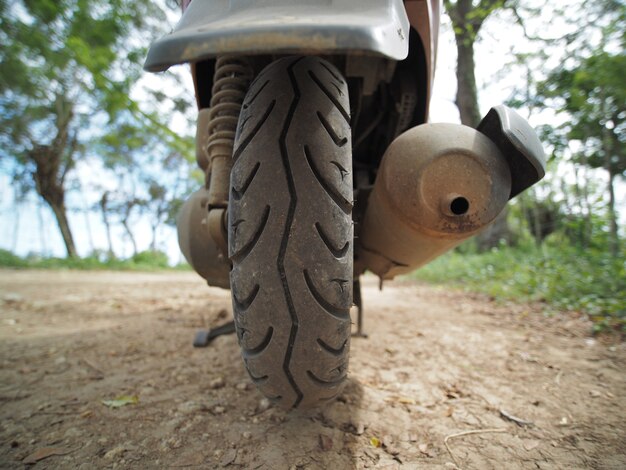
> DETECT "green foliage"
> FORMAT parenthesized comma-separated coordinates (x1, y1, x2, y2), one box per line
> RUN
(130, 250, 169, 268)
(0, 0, 165, 161)
(0, 249, 27, 267)
(410, 242, 626, 333)
(537, 50, 626, 177)
(0, 249, 191, 271)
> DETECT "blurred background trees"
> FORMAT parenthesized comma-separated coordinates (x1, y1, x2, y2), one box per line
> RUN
(0, 0, 195, 259)
(0, 0, 623, 330)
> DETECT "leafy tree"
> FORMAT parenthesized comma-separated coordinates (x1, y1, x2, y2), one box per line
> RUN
(0, 0, 164, 257)
(534, 3, 625, 256)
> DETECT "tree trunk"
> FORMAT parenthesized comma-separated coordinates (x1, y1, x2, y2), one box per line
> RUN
(48, 200, 78, 258)
(150, 224, 158, 252)
(37, 203, 48, 256)
(11, 205, 20, 253)
(122, 219, 138, 256)
(28, 98, 78, 259)
(99, 193, 116, 259)
(607, 169, 619, 257)
(455, 40, 482, 128)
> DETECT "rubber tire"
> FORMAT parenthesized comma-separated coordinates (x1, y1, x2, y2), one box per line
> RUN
(229, 56, 353, 410)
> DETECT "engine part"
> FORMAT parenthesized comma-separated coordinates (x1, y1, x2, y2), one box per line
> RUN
(357, 123, 512, 280)
(177, 189, 230, 289)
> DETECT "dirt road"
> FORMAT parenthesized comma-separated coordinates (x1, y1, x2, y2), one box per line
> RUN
(0, 270, 624, 469)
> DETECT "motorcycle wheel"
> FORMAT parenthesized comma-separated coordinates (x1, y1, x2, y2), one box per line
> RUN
(229, 56, 353, 409)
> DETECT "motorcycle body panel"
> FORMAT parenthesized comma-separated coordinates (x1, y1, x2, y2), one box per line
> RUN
(144, 0, 411, 71)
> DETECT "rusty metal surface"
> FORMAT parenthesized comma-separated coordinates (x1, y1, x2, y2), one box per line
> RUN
(177, 189, 230, 289)
(357, 123, 512, 279)
(144, 0, 409, 71)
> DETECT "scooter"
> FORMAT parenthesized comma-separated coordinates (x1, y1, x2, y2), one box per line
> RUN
(145, 0, 545, 410)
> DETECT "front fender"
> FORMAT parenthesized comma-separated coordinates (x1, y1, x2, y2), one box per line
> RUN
(144, 0, 409, 72)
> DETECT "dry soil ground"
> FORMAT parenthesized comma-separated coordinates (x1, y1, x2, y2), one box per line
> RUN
(0, 270, 624, 469)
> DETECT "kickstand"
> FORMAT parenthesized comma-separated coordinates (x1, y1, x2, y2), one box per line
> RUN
(352, 278, 368, 338)
(193, 321, 236, 347)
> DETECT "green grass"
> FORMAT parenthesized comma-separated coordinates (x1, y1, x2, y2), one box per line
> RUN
(409, 243, 626, 333)
(0, 249, 191, 272)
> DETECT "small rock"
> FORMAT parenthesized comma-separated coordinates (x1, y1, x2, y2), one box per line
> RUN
(269, 413, 285, 424)
(209, 376, 226, 389)
(589, 390, 602, 398)
(356, 423, 365, 435)
(236, 382, 250, 391)
(523, 439, 540, 451)
(3, 293, 23, 304)
(256, 398, 271, 413)
(211, 405, 226, 415)
(385, 445, 400, 456)
(318, 434, 333, 451)
(162, 437, 182, 450)
(294, 457, 310, 466)
(220, 449, 237, 467)
(242, 431, 252, 439)
(104, 446, 126, 460)
(63, 427, 82, 438)
(178, 401, 205, 414)
(54, 356, 67, 365)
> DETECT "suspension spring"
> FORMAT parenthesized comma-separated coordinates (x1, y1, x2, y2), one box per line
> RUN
(203, 55, 253, 256)
(205, 55, 253, 209)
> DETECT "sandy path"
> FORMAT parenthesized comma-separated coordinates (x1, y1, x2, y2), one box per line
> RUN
(0, 270, 624, 469)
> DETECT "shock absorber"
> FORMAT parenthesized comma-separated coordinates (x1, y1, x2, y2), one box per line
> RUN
(203, 56, 253, 255)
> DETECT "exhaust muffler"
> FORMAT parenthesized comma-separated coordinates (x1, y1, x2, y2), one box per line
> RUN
(357, 123, 512, 280)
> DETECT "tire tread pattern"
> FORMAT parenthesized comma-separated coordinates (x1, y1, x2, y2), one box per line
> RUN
(229, 56, 353, 409)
